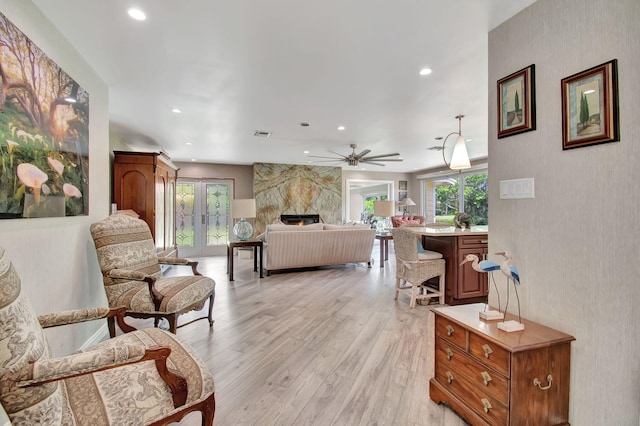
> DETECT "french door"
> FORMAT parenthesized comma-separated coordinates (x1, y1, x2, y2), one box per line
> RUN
(175, 179, 233, 257)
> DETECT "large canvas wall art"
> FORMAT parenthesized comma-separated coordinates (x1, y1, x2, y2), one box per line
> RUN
(0, 13, 89, 218)
(253, 163, 342, 234)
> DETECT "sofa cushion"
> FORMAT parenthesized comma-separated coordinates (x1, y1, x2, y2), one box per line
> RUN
(266, 223, 324, 232)
(324, 224, 370, 230)
(395, 219, 421, 226)
(418, 250, 443, 260)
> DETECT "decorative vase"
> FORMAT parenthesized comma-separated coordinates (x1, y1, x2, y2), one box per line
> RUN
(233, 218, 253, 241)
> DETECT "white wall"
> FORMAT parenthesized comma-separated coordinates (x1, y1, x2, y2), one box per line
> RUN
(0, 0, 110, 356)
(489, 0, 639, 424)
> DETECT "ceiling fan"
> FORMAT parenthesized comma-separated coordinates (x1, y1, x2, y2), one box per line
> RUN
(308, 144, 403, 167)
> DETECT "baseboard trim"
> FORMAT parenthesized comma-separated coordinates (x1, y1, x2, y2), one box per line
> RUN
(80, 323, 110, 350)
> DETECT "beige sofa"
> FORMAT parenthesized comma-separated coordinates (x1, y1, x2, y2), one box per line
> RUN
(263, 223, 376, 274)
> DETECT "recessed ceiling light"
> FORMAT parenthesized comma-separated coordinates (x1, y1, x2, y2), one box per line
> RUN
(185, 142, 193, 146)
(337, 126, 345, 131)
(466, 139, 472, 142)
(127, 8, 147, 21)
(419, 67, 432, 76)
(191, 158, 197, 162)
(303, 150, 309, 154)
(171, 108, 182, 113)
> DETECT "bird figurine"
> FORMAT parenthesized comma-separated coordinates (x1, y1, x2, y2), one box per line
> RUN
(495, 250, 520, 284)
(460, 254, 503, 319)
(495, 251, 523, 330)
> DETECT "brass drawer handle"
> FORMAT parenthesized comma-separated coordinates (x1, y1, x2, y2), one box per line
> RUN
(446, 371, 454, 384)
(481, 398, 492, 413)
(481, 371, 492, 386)
(482, 344, 493, 358)
(446, 324, 454, 336)
(533, 374, 553, 390)
(445, 347, 453, 361)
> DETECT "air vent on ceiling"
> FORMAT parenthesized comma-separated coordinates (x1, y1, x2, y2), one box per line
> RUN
(254, 130, 272, 138)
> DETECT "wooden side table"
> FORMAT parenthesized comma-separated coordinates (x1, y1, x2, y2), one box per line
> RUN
(227, 239, 263, 281)
(375, 233, 393, 268)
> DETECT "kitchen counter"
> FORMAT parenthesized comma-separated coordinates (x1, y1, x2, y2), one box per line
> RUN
(405, 225, 488, 237)
(404, 226, 489, 305)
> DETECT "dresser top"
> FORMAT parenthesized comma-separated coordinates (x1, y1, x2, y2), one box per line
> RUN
(406, 226, 488, 237)
(433, 304, 575, 352)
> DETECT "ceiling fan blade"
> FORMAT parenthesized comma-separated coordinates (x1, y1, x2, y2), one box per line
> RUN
(306, 155, 344, 160)
(362, 158, 403, 162)
(361, 153, 401, 160)
(328, 150, 349, 158)
(360, 160, 387, 166)
(355, 149, 371, 158)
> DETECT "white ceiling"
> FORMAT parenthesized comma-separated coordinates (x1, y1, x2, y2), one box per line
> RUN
(32, 0, 536, 173)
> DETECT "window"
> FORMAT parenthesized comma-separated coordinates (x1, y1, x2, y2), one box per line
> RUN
(423, 170, 488, 225)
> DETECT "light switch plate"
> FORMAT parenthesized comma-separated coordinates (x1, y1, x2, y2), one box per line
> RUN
(499, 178, 535, 199)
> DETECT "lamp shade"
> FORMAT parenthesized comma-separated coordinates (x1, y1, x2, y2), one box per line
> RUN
(397, 197, 416, 207)
(373, 200, 395, 217)
(450, 135, 471, 170)
(231, 199, 256, 219)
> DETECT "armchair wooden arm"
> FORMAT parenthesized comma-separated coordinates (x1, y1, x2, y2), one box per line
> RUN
(38, 306, 136, 333)
(16, 346, 188, 408)
(108, 268, 164, 311)
(158, 257, 203, 276)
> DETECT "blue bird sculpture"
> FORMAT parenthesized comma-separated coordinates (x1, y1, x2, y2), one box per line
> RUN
(495, 251, 521, 323)
(460, 254, 502, 315)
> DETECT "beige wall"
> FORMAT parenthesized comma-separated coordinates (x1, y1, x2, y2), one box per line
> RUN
(174, 162, 254, 199)
(0, 1, 111, 356)
(489, 0, 639, 423)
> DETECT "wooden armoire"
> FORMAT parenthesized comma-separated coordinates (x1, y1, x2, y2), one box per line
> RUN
(112, 151, 179, 257)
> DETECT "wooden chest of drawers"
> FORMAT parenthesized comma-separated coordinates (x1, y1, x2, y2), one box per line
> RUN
(430, 304, 575, 425)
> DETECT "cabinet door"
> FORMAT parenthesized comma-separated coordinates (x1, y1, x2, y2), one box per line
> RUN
(457, 247, 488, 299)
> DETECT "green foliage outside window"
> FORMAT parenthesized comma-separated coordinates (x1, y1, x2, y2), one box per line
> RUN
(435, 173, 488, 225)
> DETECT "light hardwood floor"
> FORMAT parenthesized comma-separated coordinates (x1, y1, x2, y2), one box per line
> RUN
(154, 241, 468, 425)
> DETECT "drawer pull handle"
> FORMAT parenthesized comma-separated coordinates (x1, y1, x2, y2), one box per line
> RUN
(533, 374, 553, 390)
(446, 371, 454, 384)
(480, 240, 489, 244)
(445, 347, 454, 360)
(481, 398, 492, 413)
(446, 324, 454, 336)
(482, 344, 493, 358)
(481, 371, 492, 386)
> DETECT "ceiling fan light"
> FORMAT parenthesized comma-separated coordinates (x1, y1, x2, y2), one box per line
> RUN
(450, 135, 471, 170)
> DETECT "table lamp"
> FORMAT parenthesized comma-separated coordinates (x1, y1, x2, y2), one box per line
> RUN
(231, 199, 256, 240)
(397, 197, 416, 215)
(373, 200, 395, 234)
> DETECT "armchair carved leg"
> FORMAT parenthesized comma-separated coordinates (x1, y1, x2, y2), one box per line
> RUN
(207, 293, 215, 327)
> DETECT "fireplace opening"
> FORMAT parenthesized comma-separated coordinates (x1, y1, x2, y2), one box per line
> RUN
(280, 214, 320, 226)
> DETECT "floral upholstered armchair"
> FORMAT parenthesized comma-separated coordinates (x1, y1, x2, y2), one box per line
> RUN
(0, 246, 215, 425)
(90, 214, 215, 336)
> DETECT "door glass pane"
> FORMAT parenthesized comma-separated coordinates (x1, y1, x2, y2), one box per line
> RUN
(434, 178, 459, 224)
(463, 173, 488, 225)
(205, 183, 230, 246)
(176, 183, 195, 248)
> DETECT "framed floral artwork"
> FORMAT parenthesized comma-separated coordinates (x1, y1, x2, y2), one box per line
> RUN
(561, 59, 619, 150)
(497, 64, 536, 138)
